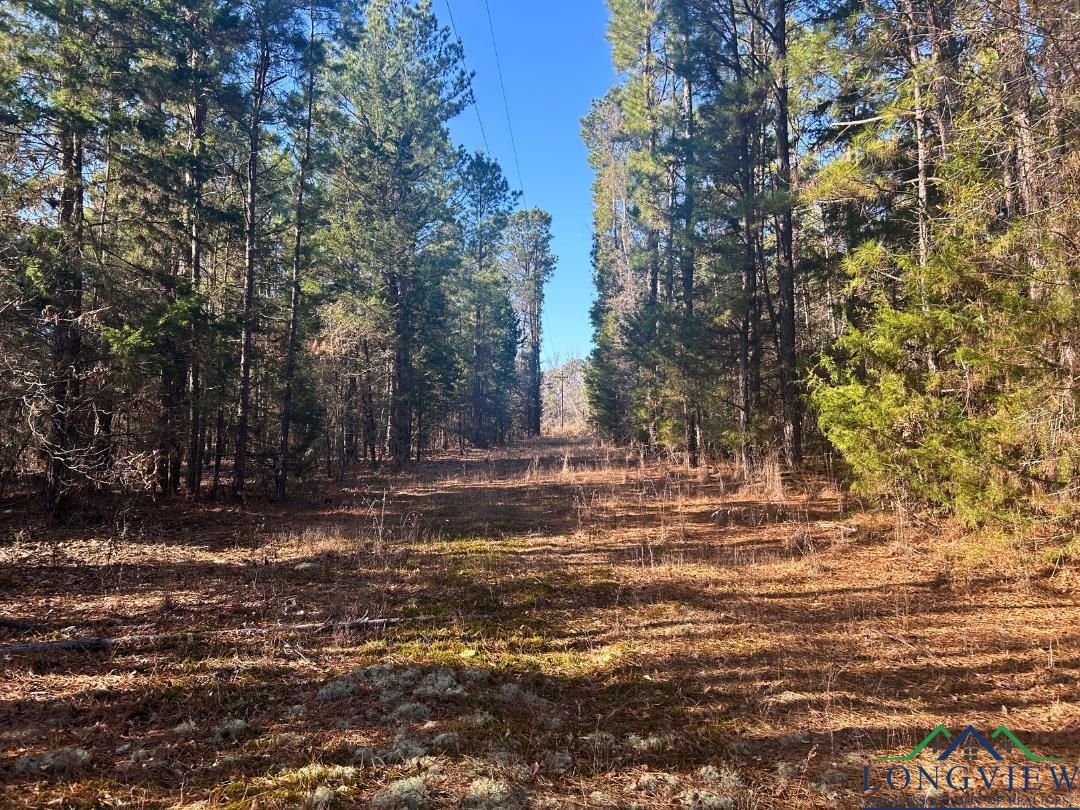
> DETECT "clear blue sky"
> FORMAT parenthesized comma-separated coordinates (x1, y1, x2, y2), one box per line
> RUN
(438, 0, 614, 366)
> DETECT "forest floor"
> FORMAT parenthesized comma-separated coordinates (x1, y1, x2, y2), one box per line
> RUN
(1, 439, 1078, 809)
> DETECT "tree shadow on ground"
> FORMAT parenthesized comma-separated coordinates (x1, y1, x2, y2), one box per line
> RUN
(2, 440, 1078, 807)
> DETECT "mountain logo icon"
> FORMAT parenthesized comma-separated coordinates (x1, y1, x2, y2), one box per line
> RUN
(938, 726, 1001, 761)
(874, 724, 1061, 763)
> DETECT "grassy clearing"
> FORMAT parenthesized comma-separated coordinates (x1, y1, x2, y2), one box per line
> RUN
(0, 440, 1077, 808)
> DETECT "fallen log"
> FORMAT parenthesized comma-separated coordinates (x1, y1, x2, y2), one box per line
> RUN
(0, 614, 483, 655)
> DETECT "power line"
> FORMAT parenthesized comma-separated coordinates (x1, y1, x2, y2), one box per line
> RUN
(481, 0, 525, 199)
(442, 0, 492, 155)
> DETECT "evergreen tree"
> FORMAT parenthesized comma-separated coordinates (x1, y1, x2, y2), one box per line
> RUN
(0, 0, 557, 506)
(505, 209, 556, 437)
(458, 152, 519, 448)
(327, 0, 468, 467)
(586, 0, 1078, 525)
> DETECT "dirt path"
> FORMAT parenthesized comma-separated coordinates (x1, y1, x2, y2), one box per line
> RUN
(1, 440, 1077, 808)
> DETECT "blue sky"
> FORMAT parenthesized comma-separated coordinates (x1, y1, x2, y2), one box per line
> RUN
(439, 0, 615, 366)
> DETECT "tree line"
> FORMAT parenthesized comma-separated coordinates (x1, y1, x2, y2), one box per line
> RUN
(586, 0, 1077, 525)
(0, 0, 556, 509)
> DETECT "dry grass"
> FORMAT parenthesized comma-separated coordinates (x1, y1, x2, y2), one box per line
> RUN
(0, 439, 1078, 808)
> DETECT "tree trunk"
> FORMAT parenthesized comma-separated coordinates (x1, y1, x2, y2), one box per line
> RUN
(233, 29, 270, 496)
(730, 0, 756, 471)
(680, 69, 699, 468)
(472, 304, 487, 448)
(212, 406, 226, 493)
(158, 357, 183, 495)
(45, 31, 85, 512)
(90, 395, 113, 478)
(388, 272, 412, 466)
(361, 340, 377, 466)
(772, 0, 801, 468)
(901, 0, 932, 270)
(415, 390, 424, 463)
(901, 0, 941, 374)
(184, 43, 208, 496)
(528, 291, 542, 437)
(343, 372, 357, 466)
(1000, 0, 1037, 217)
(927, 0, 959, 156)
(277, 9, 316, 500)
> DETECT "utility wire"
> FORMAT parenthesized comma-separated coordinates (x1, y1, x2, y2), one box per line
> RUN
(481, 0, 525, 199)
(443, 0, 492, 155)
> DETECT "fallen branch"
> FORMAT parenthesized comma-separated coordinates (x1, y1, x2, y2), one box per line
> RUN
(0, 614, 486, 656)
(0, 618, 44, 632)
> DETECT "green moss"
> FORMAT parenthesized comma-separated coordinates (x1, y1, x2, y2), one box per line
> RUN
(214, 764, 362, 809)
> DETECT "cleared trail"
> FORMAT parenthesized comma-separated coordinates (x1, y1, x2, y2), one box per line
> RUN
(1, 440, 1077, 808)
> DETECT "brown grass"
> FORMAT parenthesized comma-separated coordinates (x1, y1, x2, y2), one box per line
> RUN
(0, 439, 1077, 808)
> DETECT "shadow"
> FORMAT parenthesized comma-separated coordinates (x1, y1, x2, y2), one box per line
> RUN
(2, 439, 1078, 807)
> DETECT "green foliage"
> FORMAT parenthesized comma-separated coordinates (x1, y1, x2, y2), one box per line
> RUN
(814, 101, 1079, 526)
(0, 0, 558, 501)
(457, 152, 520, 446)
(587, 0, 1078, 532)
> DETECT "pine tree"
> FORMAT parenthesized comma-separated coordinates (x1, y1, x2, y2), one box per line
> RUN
(328, 0, 468, 467)
(458, 152, 518, 447)
(505, 209, 556, 437)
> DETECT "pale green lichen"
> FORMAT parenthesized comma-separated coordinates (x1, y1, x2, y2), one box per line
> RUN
(458, 710, 496, 727)
(311, 784, 335, 808)
(775, 761, 802, 782)
(317, 679, 356, 701)
(676, 790, 735, 809)
(370, 776, 433, 809)
(625, 733, 669, 753)
(14, 747, 90, 774)
(578, 731, 619, 755)
(634, 772, 679, 797)
(542, 750, 573, 772)
(213, 718, 250, 743)
(459, 668, 492, 685)
(274, 763, 358, 787)
(496, 683, 547, 709)
(431, 732, 459, 750)
(414, 669, 465, 698)
(698, 763, 743, 790)
(463, 778, 521, 809)
(387, 702, 431, 723)
(390, 736, 428, 762)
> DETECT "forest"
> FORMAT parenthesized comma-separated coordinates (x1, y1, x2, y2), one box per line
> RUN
(0, 0, 555, 508)
(0, 0, 1078, 808)
(586, 0, 1077, 529)
(0, 0, 1075, 531)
